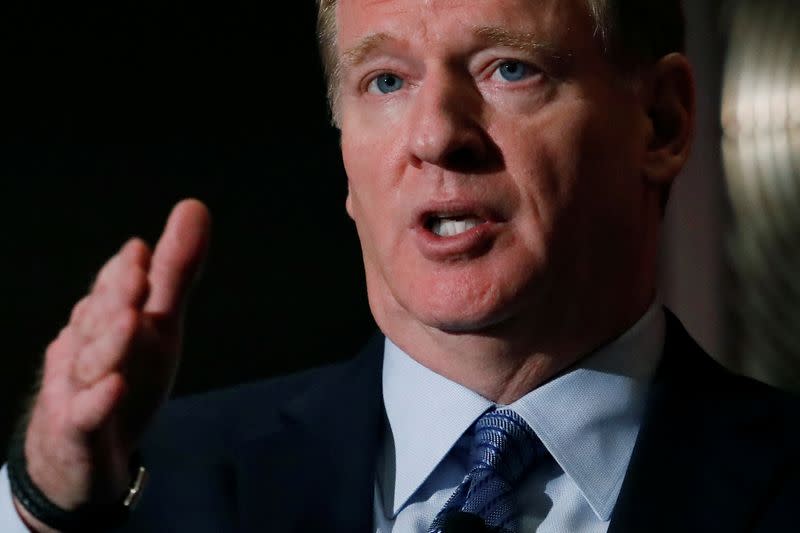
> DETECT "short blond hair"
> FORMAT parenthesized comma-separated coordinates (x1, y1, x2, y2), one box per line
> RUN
(316, 0, 685, 123)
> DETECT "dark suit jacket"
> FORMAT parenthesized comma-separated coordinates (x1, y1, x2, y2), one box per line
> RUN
(119, 312, 800, 532)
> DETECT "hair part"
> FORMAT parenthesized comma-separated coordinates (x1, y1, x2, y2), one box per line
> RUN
(316, 0, 685, 125)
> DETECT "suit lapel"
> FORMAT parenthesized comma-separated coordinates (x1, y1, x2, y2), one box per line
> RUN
(229, 313, 791, 532)
(609, 311, 790, 532)
(234, 334, 385, 533)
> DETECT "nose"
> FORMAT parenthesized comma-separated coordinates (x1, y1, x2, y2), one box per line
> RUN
(406, 70, 491, 172)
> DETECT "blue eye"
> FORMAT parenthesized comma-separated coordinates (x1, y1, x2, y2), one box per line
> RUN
(496, 61, 530, 82)
(369, 73, 404, 94)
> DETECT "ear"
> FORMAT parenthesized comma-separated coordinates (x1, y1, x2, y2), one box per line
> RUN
(642, 53, 696, 186)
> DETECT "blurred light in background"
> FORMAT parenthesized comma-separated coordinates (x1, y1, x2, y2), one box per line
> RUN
(722, 0, 800, 390)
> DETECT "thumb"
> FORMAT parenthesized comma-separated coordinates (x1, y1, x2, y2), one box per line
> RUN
(143, 198, 211, 318)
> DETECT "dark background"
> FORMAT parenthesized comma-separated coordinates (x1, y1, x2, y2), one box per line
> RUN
(0, 2, 376, 453)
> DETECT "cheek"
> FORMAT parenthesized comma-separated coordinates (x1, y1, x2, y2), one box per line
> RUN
(533, 105, 644, 266)
(341, 121, 403, 198)
(342, 132, 378, 221)
(573, 109, 644, 217)
(497, 110, 588, 237)
(341, 114, 411, 232)
(342, 136, 399, 267)
(496, 100, 626, 274)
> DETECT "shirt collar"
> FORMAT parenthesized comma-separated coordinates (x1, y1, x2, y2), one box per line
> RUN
(381, 303, 665, 519)
(509, 303, 664, 520)
(382, 340, 493, 515)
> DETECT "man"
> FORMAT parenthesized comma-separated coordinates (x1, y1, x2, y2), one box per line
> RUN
(2, 0, 798, 531)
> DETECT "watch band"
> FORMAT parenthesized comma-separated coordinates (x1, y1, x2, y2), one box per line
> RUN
(6, 428, 147, 532)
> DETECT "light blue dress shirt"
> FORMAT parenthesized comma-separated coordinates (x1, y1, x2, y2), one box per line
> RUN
(0, 305, 664, 533)
(374, 304, 665, 532)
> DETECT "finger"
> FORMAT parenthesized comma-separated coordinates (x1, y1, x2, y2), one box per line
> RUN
(72, 309, 138, 387)
(92, 238, 152, 302)
(144, 199, 211, 317)
(41, 327, 83, 394)
(73, 239, 148, 337)
(69, 296, 91, 328)
(75, 265, 148, 341)
(70, 372, 128, 433)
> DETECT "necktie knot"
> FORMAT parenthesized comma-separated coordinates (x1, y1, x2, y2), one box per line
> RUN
(429, 408, 548, 533)
(470, 409, 545, 484)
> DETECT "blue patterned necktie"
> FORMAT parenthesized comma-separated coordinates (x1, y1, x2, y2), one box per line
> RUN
(428, 408, 549, 533)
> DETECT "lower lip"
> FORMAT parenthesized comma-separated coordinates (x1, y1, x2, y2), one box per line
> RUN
(413, 222, 501, 261)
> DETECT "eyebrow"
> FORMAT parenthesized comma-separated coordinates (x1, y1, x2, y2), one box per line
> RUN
(340, 26, 569, 71)
(472, 26, 565, 59)
(341, 32, 393, 70)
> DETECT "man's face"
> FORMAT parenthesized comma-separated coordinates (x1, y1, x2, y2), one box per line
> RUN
(338, 0, 654, 335)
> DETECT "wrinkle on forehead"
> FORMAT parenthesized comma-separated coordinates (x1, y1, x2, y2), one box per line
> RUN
(338, 0, 569, 44)
(337, 0, 589, 76)
(339, 0, 503, 30)
(354, 0, 476, 8)
(341, 26, 566, 72)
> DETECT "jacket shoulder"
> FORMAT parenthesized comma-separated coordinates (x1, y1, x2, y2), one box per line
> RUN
(141, 358, 361, 456)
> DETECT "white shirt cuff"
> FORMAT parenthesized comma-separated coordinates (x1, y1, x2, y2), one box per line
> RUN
(0, 463, 34, 533)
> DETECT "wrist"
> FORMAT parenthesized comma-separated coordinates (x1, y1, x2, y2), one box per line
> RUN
(7, 428, 147, 533)
(13, 496, 61, 533)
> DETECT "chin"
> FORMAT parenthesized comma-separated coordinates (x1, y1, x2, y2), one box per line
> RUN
(398, 269, 520, 334)
(425, 313, 505, 334)
(366, 245, 547, 337)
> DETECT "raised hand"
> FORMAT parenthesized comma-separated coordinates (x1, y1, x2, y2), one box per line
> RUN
(15, 199, 211, 532)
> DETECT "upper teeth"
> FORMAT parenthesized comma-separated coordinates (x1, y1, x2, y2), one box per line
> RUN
(431, 217, 483, 237)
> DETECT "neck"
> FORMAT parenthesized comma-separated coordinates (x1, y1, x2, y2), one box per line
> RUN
(373, 205, 663, 403)
(378, 289, 657, 405)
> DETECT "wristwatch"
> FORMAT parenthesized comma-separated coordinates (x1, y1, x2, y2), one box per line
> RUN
(6, 428, 148, 533)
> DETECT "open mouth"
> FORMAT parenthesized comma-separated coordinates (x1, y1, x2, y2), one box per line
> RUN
(425, 214, 488, 237)
(415, 206, 501, 260)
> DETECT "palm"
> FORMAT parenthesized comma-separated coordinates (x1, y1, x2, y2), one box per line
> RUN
(21, 199, 211, 517)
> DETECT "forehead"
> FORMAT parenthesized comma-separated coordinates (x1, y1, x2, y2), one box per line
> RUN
(335, 0, 595, 53)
